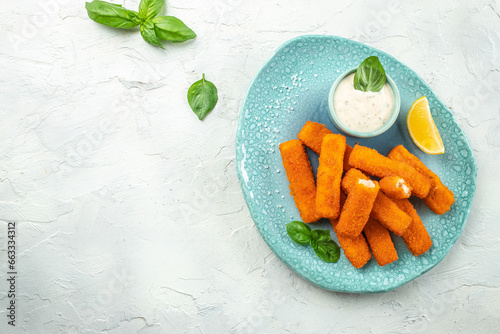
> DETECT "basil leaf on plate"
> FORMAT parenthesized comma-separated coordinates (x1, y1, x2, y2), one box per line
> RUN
(138, 0, 164, 21)
(140, 20, 164, 49)
(153, 16, 197, 42)
(85, 0, 140, 29)
(353, 56, 387, 92)
(187, 74, 218, 121)
(311, 240, 341, 263)
(310, 229, 331, 248)
(286, 221, 311, 246)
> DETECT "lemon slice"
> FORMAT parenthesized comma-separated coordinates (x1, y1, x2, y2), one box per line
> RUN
(406, 96, 445, 155)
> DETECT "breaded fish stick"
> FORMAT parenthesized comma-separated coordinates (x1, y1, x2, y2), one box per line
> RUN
(316, 134, 346, 219)
(348, 144, 431, 198)
(389, 145, 455, 215)
(393, 198, 433, 256)
(297, 121, 333, 154)
(331, 219, 372, 268)
(341, 168, 371, 193)
(363, 218, 398, 266)
(336, 179, 379, 238)
(342, 169, 412, 236)
(370, 194, 412, 236)
(343, 144, 353, 172)
(279, 140, 320, 223)
(297, 121, 353, 172)
(379, 176, 412, 199)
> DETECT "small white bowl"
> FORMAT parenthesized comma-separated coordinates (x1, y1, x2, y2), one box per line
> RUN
(328, 67, 401, 138)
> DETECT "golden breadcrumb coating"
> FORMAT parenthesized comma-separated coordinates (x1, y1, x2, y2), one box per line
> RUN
(331, 219, 372, 269)
(297, 121, 353, 173)
(336, 179, 379, 238)
(279, 140, 320, 223)
(297, 121, 333, 155)
(363, 218, 398, 266)
(316, 134, 346, 219)
(342, 168, 412, 236)
(348, 144, 431, 198)
(389, 145, 455, 215)
(393, 198, 433, 256)
(379, 176, 412, 200)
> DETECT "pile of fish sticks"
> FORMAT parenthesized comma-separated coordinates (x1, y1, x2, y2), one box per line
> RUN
(279, 121, 455, 268)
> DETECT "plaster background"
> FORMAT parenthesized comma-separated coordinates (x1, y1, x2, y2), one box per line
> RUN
(1, 0, 499, 333)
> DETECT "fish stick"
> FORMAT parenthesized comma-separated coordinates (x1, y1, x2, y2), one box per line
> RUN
(370, 192, 412, 236)
(297, 121, 353, 172)
(316, 134, 346, 219)
(341, 168, 371, 193)
(393, 198, 433, 256)
(331, 219, 372, 268)
(343, 144, 353, 172)
(279, 140, 320, 223)
(379, 176, 412, 200)
(348, 144, 431, 198)
(297, 121, 333, 154)
(342, 169, 412, 236)
(336, 179, 379, 238)
(388, 145, 455, 215)
(330, 192, 371, 268)
(363, 218, 398, 266)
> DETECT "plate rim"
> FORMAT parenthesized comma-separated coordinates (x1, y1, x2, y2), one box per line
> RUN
(235, 34, 478, 293)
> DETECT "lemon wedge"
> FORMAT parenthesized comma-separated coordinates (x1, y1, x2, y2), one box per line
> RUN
(406, 96, 445, 155)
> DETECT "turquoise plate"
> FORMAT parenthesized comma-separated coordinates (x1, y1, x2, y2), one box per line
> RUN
(235, 35, 477, 293)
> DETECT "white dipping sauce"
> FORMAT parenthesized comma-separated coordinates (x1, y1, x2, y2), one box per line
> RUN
(333, 73, 395, 132)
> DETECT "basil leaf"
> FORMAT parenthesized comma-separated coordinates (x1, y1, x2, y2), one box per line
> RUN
(152, 16, 196, 43)
(187, 74, 218, 121)
(311, 240, 341, 263)
(286, 221, 311, 246)
(85, 1, 140, 29)
(139, 0, 164, 20)
(140, 20, 164, 49)
(353, 56, 387, 92)
(310, 229, 331, 248)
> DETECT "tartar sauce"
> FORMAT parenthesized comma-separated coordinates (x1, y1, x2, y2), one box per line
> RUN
(333, 73, 395, 132)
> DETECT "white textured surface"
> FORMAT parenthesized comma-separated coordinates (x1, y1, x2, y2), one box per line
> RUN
(1, 0, 499, 333)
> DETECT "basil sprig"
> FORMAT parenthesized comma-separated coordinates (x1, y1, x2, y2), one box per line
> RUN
(286, 221, 340, 263)
(286, 221, 312, 245)
(85, 0, 196, 48)
(353, 56, 387, 92)
(187, 74, 219, 121)
(140, 20, 163, 48)
(85, 1, 140, 29)
(153, 16, 197, 43)
(138, 0, 164, 20)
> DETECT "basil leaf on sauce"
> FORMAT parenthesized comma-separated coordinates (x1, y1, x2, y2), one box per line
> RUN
(353, 56, 387, 93)
(286, 221, 311, 246)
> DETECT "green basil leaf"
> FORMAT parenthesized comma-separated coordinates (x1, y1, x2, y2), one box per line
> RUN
(187, 74, 218, 121)
(85, 1, 140, 29)
(353, 56, 387, 92)
(311, 240, 341, 263)
(152, 16, 196, 43)
(286, 221, 311, 246)
(140, 20, 164, 49)
(139, 0, 164, 20)
(310, 229, 331, 249)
